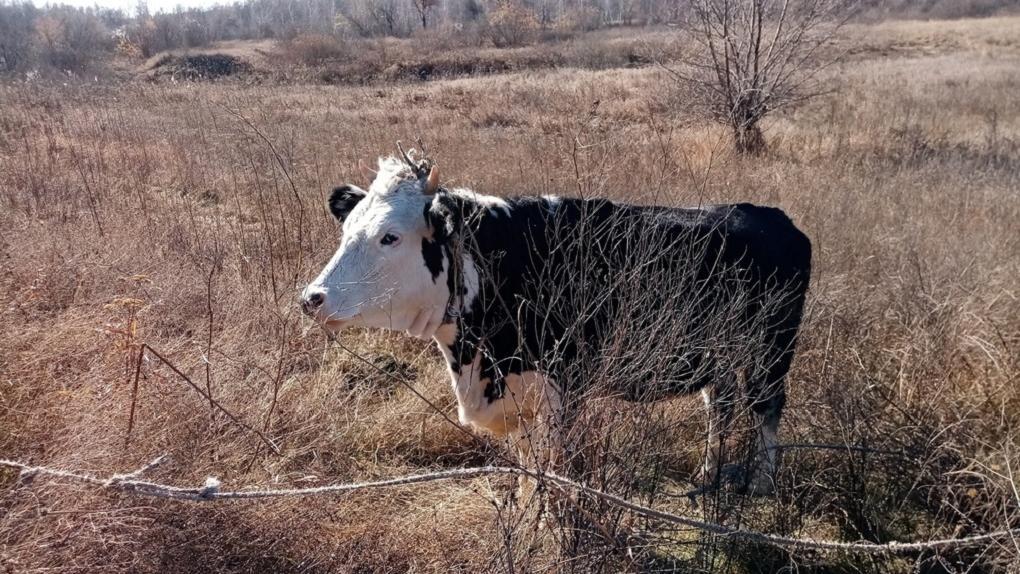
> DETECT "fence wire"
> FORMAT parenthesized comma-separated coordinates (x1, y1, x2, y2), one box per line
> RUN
(2, 456, 1018, 555)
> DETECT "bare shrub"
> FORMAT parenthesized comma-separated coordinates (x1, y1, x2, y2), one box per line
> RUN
(436, 126, 808, 570)
(128, 15, 184, 57)
(665, 0, 853, 155)
(279, 32, 348, 66)
(342, 0, 410, 37)
(410, 0, 439, 30)
(486, 1, 539, 48)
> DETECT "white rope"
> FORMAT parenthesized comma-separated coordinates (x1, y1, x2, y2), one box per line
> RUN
(2, 456, 1016, 555)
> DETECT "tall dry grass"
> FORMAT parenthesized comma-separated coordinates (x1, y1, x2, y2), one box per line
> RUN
(1, 17, 1019, 573)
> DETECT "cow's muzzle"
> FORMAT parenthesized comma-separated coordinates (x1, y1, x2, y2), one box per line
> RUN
(300, 287, 326, 317)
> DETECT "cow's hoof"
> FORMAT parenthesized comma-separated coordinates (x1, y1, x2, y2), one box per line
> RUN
(695, 463, 744, 490)
(719, 463, 745, 485)
(695, 467, 717, 487)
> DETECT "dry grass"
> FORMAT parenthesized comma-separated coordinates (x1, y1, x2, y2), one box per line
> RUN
(1, 15, 1019, 574)
(842, 15, 1020, 60)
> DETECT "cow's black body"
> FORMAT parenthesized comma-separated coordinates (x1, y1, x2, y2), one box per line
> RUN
(426, 192, 812, 420)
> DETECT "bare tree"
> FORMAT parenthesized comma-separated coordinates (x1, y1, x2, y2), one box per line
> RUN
(667, 0, 853, 155)
(487, 1, 539, 47)
(0, 2, 36, 73)
(410, 0, 438, 29)
(33, 7, 110, 72)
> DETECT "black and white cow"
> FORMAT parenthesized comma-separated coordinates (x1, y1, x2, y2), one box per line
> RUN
(302, 152, 811, 493)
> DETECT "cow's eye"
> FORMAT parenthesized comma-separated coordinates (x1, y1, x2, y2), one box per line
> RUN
(380, 233, 400, 246)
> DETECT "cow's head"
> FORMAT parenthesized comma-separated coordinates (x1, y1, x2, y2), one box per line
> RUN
(301, 152, 462, 339)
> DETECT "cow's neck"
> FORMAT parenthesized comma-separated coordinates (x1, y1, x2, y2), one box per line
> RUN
(432, 193, 558, 385)
(439, 195, 549, 316)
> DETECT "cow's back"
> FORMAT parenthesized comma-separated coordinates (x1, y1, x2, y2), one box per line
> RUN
(543, 199, 811, 295)
(655, 202, 812, 287)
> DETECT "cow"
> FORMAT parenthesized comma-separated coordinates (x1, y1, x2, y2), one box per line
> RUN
(301, 148, 812, 494)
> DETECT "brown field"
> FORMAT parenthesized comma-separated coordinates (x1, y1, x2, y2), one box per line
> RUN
(1, 15, 1019, 574)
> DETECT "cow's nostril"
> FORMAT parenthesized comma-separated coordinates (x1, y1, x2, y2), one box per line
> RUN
(302, 291, 325, 315)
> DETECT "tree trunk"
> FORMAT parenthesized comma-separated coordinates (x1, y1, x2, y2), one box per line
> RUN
(734, 123, 766, 156)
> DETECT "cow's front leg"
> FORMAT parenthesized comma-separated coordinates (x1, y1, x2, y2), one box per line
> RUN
(451, 356, 563, 505)
(507, 372, 563, 472)
(505, 374, 563, 527)
(447, 351, 562, 458)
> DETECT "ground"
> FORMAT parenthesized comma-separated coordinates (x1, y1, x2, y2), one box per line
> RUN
(1, 16, 1019, 574)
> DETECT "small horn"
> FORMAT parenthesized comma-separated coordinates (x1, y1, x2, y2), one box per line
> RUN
(423, 165, 440, 195)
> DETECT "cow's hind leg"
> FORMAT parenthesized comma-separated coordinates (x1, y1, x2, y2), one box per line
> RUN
(744, 343, 794, 495)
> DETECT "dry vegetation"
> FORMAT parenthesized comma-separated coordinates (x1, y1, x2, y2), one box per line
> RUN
(1, 15, 1019, 574)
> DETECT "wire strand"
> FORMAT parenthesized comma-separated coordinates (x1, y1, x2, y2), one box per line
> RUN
(2, 457, 1015, 555)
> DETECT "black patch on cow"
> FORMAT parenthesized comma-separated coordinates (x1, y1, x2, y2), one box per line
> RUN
(483, 378, 506, 403)
(443, 328, 513, 405)
(450, 329, 480, 371)
(433, 199, 456, 238)
(443, 326, 509, 405)
(424, 192, 464, 243)
(421, 238, 443, 281)
(479, 352, 511, 403)
(328, 185, 367, 222)
(442, 244, 469, 299)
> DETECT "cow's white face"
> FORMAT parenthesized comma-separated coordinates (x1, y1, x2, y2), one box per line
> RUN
(301, 157, 452, 339)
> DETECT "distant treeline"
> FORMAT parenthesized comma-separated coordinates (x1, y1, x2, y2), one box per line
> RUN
(0, 0, 1016, 75)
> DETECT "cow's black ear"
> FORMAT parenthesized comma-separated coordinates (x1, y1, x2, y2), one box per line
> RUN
(328, 185, 367, 222)
(425, 193, 463, 243)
